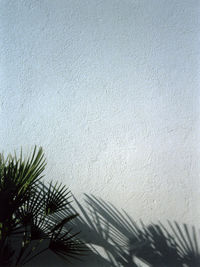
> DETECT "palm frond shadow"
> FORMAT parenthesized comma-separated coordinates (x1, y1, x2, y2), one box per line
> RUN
(70, 194, 200, 267)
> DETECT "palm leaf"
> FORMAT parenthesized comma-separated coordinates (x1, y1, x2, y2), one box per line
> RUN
(0, 147, 84, 266)
(43, 182, 71, 215)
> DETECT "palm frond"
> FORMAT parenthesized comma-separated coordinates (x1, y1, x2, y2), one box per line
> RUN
(49, 230, 87, 261)
(43, 182, 71, 215)
(0, 147, 46, 216)
(0, 147, 84, 266)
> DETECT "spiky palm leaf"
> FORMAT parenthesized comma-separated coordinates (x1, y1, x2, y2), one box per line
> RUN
(0, 147, 45, 223)
(0, 147, 85, 266)
(43, 182, 71, 215)
(20, 182, 86, 265)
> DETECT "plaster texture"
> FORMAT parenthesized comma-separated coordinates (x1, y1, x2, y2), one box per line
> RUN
(0, 0, 200, 226)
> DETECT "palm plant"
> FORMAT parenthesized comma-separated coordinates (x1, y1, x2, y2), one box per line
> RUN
(0, 147, 86, 266)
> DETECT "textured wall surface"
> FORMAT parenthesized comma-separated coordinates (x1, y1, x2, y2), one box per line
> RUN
(0, 0, 199, 226)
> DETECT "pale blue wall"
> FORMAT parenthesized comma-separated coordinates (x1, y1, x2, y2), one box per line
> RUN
(0, 0, 199, 225)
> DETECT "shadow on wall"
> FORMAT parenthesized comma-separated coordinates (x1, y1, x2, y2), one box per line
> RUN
(1, 148, 198, 266)
(27, 194, 200, 267)
(72, 195, 200, 267)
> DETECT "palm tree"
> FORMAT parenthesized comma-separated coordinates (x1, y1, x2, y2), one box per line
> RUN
(0, 146, 86, 266)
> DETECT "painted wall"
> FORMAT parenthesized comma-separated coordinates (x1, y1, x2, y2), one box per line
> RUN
(0, 0, 199, 226)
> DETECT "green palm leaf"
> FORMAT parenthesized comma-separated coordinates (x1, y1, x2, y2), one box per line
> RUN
(0, 147, 84, 266)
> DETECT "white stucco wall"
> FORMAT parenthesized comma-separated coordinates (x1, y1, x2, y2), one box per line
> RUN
(0, 0, 199, 226)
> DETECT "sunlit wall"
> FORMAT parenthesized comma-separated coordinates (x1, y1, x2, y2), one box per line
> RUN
(0, 0, 199, 225)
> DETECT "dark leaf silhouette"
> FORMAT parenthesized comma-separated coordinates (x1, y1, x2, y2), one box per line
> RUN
(0, 147, 85, 266)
